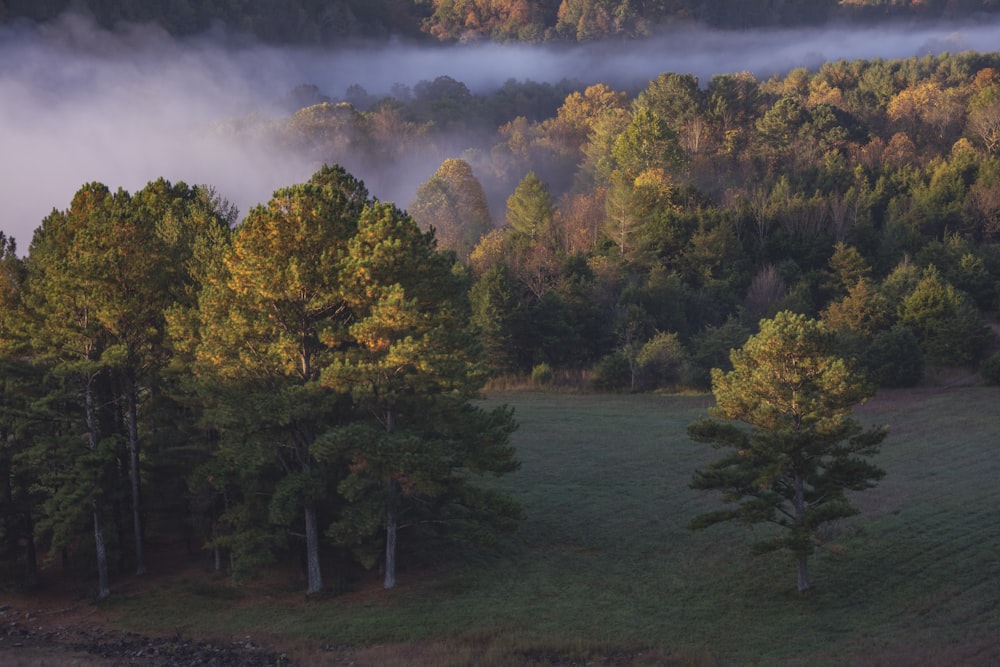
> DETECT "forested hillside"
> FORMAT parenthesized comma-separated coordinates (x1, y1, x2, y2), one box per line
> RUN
(264, 51, 1000, 391)
(3, 0, 1000, 606)
(3, 49, 1000, 597)
(3, 0, 1000, 42)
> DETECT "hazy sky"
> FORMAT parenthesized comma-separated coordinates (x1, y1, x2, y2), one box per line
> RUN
(3, 11, 1000, 251)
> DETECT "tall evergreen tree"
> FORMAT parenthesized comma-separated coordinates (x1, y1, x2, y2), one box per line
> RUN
(0, 233, 42, 588)
(22, 184, 123, 599)
(470, 264, 523, 375)
(505, 172, 556, 242)
(320, 202, 520, 588)
(184, 165, 369, 594)
(688, 312, 887, 592)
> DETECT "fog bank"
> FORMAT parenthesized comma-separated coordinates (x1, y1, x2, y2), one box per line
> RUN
(3, 11, 1000, 249)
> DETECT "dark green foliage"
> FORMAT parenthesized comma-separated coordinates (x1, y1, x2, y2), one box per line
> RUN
(612, 108, 686, 178)
(636, 73, 702, 132)
(1, 0, 428, 42)
(505, 172, 555, 241)
(411, 76, 480, 131)
(0, 353, 45, 589)
(470, 265, 524, 375)
(688, 312, 887, 592)
(320, 401, 520, 568)
(483, 78, 583, 126)
(900, 265, 992, 366)
(20, 182, 159, 597)
(525, 290, 589, 367)
(11, 22, 1000, 604)
(634, 331, 687, 391)
(591, 351, 632, 392)
(165, 168, 522, 594)
(756, 97, 809, 153)
(688, 316, 751, 389)
(916, 236, 999, 310)
(321, 193, 520, 588)
(861, 324, 925, 388)
(980, 352, 1000, 385)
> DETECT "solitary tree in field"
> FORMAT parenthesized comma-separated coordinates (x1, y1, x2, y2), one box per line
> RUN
(687, 311, 887, 592)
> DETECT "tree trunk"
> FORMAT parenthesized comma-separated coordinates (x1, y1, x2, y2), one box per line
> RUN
(383, 406, 399, 590)
(113, 467, 126, 573)
(384, 480, 398, 590)
(125, 368, 145, 575)
(797, 556, 810, 593)
(793, 468, 810, 592)
(85, 375, 110, 600)
(93, 500, 110, 600)
(24, 511, 39, 589)
(303, 501, 322, 594)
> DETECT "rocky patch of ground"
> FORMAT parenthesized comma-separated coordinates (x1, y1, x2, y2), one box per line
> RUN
(0, 603, 291, 666)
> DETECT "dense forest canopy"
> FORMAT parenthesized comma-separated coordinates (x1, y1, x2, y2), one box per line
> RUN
(4, 0, 1000, 42)
(2, 17, 999, 386)
(6, 9, 1000, 249)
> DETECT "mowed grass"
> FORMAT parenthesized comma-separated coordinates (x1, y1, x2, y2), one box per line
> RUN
(108, 387, 1000, 665)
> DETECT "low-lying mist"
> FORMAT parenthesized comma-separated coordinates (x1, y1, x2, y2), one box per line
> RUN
(3, 10, 1000, 250)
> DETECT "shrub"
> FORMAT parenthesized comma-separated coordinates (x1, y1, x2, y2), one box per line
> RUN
(635, 332, 686, 390)
(981, 352, 1000, 385)
(689, 317, 751, 390)
(591, 352, 633, 392)
(862, 324, 924, 388)
(531, 362, 554, 386)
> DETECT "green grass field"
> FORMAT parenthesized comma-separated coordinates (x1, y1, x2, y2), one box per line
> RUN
(108, 387, 1000, 666)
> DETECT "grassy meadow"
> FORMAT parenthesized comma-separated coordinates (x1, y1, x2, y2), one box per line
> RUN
(104, 387, 1000, 666)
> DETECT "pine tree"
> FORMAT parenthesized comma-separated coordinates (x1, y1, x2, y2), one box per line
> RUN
(22, 184, 122, 599)
(185, 166, 368, 594)
(0, 233, 43, 588)
(688, 311, 887, 592)
(320, 202, 520, 588)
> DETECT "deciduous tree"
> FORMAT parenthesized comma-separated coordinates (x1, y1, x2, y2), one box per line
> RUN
(612, 108, 686, 178)
(409, 158, 493, 260)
